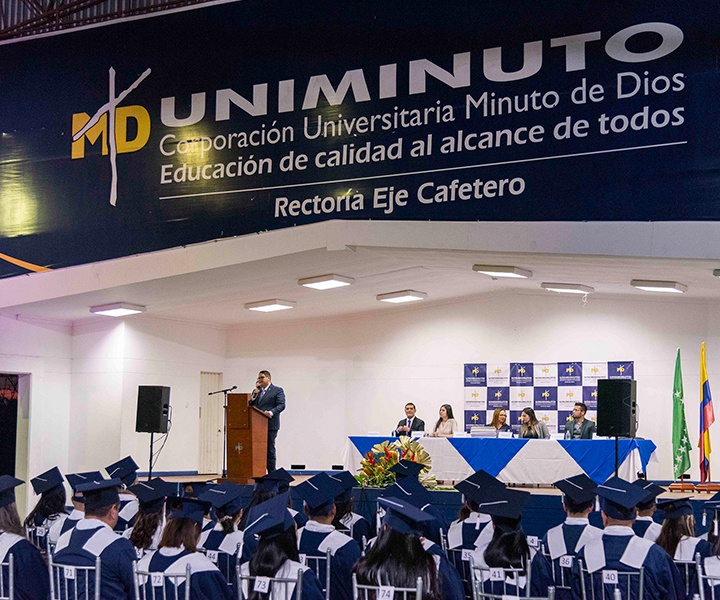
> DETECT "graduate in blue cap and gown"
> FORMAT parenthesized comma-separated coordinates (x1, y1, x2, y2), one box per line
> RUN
(106, 456, 140, 533)
(137, 497, 232, 600)
(654, 497, 712, 598)
(124, 478, 173, 559)
(367, 493, 465, 600)
(198, 481, 246, 594)
(255, 468, 308, 529)
(448, 470, 504, 551)
(0, 475, 51, 600)
(353, 496, 447, 599)
(329, 470, 372, 546)
(296, 472, 363, 600)
(239, 493, 325, 600)
(380, 469, 447, 547)
(631, 479, 664, 541)
(468, 484, 533, 597)
(531, 473, 602, 600)
(571, 476, 684, 600)
(53, 477, 137, 600)
(24, 466, 67, 550)
(50, 470, 104, 541)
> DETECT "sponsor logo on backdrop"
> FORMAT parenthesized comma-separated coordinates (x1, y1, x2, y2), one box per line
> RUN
(72, 68, 152, 206)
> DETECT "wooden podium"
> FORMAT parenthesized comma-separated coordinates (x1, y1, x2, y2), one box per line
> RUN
(225, 393, 269, 484)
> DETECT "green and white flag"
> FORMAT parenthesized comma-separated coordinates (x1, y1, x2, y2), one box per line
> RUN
(673, 348, 692, 480)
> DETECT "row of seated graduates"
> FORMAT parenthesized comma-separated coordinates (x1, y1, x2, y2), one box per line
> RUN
(7, 454, 720, 600)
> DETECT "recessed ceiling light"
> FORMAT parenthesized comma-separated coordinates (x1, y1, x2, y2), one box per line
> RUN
(472, 265, 532, 279)
(541, 283, 595, 295)
(89, 302, 146, 317)
(244, 299, 297, 312)
(298, 274, 355, 290)
(376, 290, 428, 303)
(630, 280, 687, 293)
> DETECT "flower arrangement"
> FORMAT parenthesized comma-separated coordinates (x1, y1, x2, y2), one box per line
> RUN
(356, 437, 436, 488)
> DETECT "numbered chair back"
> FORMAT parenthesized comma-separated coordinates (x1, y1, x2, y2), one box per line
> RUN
(0, 553, 14, 600)
(446, 548, 474, 599)
(675, 558, 699, 599)
(49, 555, 102, 600)
(132, 561, 191, 600)
(300, 549, 331, 600)
(206, 547, 241, 591)
(577, 558, 644, 600)
(470, 556, 533, 599)
(352, 572, 422, 600)
(25, 525, 45, 550)
(695, 552, 720, 600)
(236, 566, 304, 600)
(541, 546, 573, 592)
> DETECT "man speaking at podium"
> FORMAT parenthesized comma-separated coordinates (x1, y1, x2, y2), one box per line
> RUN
(249, 370, 286, 473)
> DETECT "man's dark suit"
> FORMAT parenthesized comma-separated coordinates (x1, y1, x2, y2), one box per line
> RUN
(395, 417, 426, 436)
(564, 418, 596, 439)
(249, 383, 286, 472)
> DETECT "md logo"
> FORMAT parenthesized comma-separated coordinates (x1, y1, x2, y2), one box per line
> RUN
(494, 390, 503, 398)
(72, 67, 152, 206)
(471, 367, 479, 375)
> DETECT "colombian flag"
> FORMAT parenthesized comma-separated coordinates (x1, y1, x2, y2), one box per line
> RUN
(700, 343, 715, 483)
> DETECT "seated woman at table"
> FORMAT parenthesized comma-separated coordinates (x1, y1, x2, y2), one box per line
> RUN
(489, 408, 511, 433)
(429, 404, 458, 437)
(518, 407, 550, 439)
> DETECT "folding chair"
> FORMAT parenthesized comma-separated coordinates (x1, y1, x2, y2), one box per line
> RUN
(540, 546, 573, 596)
(205, 546, 241, 591)
(470, 556, 534, 600)
(133, 561, 191, 600)
(576, 558, 644, 600)
(675, 558, 698, 599)
(237, 566, 304, 600)
(352, 572, 423, 600)
(49, 554, 102, 600)
(0, 553, 14, 600)
(446, 547, 473, 599)
(695, 551, 720, 600)
(301, 549, 331, 600)
(25, 525, 45, 550)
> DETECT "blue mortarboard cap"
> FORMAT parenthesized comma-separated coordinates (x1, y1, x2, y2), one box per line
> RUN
(329, 471, 358, 502)
(705, 491, 720, 512)
(129, 479, 173, 513)
(555, 474, 597, 505)
(389, 460, 425, 479)
(252, 469, 294, 493)
(472, 486, 529, 519)
(0, 476, 24, 509)
(596, 476, 648, 519)
(243, 493, 295, 538)
(199, 481, 245, 513)
(632, 479, 665, 510)
(106, 456, 139, 486)
(379, 496, 437, 535)
(66, 471, 104, 492)
(169, 498, 212, 524)
(454, 470, 506, 502)
(76, 478, 122, 511)
(31, 467, 64, 495)
(296, 473, 344, 510)
(381, 476, 434, 511)
(657, 498, 694, 520)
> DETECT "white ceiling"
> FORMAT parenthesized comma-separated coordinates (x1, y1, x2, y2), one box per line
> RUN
(4, 242, 720, 327)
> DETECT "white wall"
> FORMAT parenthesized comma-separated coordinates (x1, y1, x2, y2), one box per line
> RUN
(0, 314, 73, 508)
(227, 290, 720, 480)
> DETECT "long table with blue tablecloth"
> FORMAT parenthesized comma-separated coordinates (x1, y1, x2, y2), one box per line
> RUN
(341, 436, 658, 484)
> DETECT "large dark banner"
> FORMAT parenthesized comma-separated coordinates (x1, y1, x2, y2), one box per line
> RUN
(0, 0, 718, 277)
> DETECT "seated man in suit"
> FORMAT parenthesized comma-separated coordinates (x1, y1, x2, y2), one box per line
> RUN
(249, 369, 286, 473)
(396, 402, 425, 436)
(564, 402, 596, 439)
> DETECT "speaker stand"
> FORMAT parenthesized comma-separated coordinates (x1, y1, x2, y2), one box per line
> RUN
(614, 435, 619, 477)
(148, 432, 154, 480)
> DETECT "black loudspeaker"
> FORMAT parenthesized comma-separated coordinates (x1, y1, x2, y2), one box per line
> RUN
(597, 379, 637, 437)
(135, 386, 170, 433)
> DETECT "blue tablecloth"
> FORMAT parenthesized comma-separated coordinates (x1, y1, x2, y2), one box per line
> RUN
(346, 436, 657, 483)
